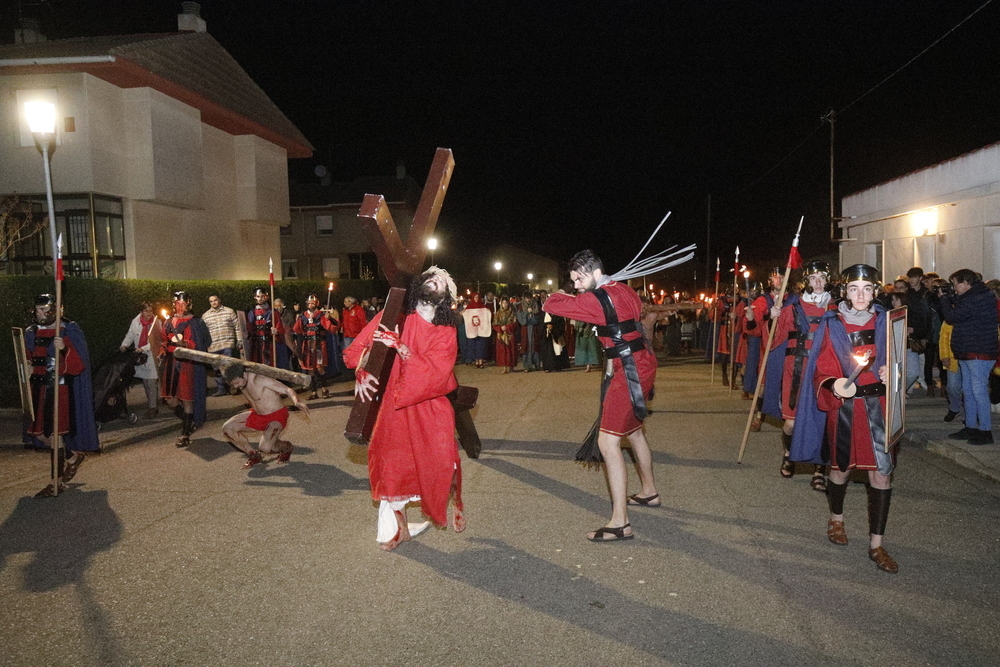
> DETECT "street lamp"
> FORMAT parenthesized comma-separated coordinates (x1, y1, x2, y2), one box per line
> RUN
(494, 261, 502, 291)
(25, 99, 63, 496)
(427, 237, 438, 265)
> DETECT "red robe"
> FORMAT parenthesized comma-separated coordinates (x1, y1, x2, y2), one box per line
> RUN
(769, 297, 835, 419)
(293, 309, 338, 371)
(343, 311, 460, 526)
(161, 315, 198, 401)
(814, 318, 884, 471)
(492, 310, 519, 367)
(544, 281, 656, 436)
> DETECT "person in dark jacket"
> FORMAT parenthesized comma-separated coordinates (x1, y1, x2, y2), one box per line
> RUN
(905, 267, 935, 395)
(940, 269, 999, 445)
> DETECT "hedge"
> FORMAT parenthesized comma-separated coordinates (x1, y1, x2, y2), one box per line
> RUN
(0, 276, 387, 408)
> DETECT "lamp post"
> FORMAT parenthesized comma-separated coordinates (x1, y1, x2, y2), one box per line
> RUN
(526, 272, 533, 290)
(25, 100, 63, 496)
(427, 237, 438, 265)
(494, 261, 502, 292)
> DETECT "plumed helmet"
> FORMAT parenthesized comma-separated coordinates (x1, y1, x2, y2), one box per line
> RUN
(748, 281, 764, 298)
(768, 266, 783, 278)
(841, 264, 881, 291)
(253, 287, 268, 298)
(306, 293, 319, 305)
(802, 260, 830, 277)
(173, 290, 190, 302)
(34, 293, 56, 307)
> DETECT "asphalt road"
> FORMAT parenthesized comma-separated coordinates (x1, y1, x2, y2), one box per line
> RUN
(1, 357, 998, 666)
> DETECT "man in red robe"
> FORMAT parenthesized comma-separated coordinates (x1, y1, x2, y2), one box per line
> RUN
(343, 267, 466, 551)
(543, 250, 659, 542)
(766, 261, 836, 490)
(159, 291, 209, 447)
(790, 264, 897, 573)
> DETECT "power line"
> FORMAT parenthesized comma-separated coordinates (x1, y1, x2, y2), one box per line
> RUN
(722, 0, 995, 202)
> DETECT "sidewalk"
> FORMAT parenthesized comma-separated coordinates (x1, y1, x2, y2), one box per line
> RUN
(899, 391, 1000, 484)
(2, 371, 999, 485)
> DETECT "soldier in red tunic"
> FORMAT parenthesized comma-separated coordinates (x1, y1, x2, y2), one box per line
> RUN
(293, 293, 340, 399)
(24, 294, 99, 494)
(245, 287, 281, 366)
(765, 261, 837, 491)
(544, 250, 659, 542)
(159, 291, 209, 447)
(790, 265, 898, 573)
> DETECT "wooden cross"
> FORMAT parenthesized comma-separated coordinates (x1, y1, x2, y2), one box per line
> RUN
(343, 148, 482, 458)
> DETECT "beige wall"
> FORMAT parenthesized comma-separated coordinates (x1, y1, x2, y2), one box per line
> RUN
(2, 71, 291, 281)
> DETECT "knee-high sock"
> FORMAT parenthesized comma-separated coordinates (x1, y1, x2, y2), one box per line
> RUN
(721, 362, 730, 386)
(781, 432, 792, 457)
(867, 486, 892, 536)
(828, 480, 849, 515)
(181, 413, 193, 436)
(376, 500, 408, 542)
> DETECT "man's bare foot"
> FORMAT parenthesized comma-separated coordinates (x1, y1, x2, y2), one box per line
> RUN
(451, 506, 466, 533)
(379, 510, 411, 551)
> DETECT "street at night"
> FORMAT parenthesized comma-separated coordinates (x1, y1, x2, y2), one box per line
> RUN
(2, 357, 997, 666)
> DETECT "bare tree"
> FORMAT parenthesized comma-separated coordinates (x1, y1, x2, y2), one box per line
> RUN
(0, 195, 45, 261)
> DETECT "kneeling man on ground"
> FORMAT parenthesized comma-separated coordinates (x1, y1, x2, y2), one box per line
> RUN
(222, 364, 309, 469)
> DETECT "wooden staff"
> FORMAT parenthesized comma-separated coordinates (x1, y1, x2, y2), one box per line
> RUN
(269, 257, 277, 367)
(728, 247, 740, 397)
(711, 257, 720, 385)
(737, 218, 803, 463)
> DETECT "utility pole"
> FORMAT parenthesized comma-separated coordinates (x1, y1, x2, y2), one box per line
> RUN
(705, 193, 712, 289)
(823, 108, 836, 242)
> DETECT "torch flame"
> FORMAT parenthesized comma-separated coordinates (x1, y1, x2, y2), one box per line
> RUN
(161, 309, 169, 320)
(328, 282, 334, 291)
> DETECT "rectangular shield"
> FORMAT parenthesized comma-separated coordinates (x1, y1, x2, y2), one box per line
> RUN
(885, 307, 908, 448)
(11, 327, 34, 422)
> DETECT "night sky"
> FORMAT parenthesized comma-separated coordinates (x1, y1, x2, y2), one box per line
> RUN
(5, 0, 1000, 284)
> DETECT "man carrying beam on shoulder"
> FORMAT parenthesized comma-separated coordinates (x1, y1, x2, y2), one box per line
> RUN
(221, 364, 309, 469)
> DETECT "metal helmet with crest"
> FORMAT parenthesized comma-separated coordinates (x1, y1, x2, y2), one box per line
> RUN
(841, 264, 881, 292)
(802, 260, 830, 278)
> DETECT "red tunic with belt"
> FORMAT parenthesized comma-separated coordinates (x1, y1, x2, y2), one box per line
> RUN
(293, 309, 338, 371)
(814, 317, 885, 471)
(343, 311, 460, 526)
(769, 296, 836, 420)
(27, 324, 85, 436)
(733, 299, 749, 364)
(544, 281, 656, 436)
(161, 315, 198, 401)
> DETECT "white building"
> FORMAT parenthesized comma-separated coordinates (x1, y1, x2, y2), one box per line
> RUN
(838, 141, 1000, 281)
(0, 5, 312, 280)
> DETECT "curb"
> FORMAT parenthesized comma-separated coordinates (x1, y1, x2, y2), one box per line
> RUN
(905, 429, 1000, 485)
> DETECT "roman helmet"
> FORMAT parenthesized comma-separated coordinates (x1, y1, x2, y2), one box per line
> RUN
(841, 264, 881, 292)
(306, 293, 320, 308)
(33, 293, 57, 324)
(253, 287, 269, 298)
(173, 290, 190, 302)
(802, 260, 830, 278)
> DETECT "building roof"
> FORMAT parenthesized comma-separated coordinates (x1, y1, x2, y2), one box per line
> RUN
(0, 31, 313, 158)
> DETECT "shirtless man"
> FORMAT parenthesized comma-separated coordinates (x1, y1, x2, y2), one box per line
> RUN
(221, 364, 309, 469)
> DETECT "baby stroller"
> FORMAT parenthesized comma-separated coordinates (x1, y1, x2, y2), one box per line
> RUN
(93, 349, 142, 427)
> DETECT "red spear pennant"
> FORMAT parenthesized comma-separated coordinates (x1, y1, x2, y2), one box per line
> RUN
(738, 216, 804, 462)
